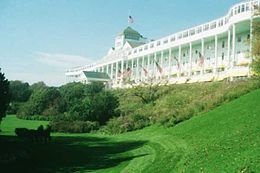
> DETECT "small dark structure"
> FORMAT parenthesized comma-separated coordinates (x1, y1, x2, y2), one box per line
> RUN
(15, 125, 51, 142)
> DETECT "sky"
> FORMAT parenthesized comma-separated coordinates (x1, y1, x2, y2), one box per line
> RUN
(0, 0, 239, 86)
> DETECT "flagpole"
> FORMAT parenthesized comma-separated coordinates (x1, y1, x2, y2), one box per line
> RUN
(128, 10, 131, 26)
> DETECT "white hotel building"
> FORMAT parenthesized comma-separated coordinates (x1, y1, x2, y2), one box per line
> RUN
(66, 0, 260, 88)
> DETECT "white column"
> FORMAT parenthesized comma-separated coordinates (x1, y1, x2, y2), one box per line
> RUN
(131, 59, 134, 80)
(201, 38, 205, 75)
(115, 62, 119, 82)
(106, 65, 109, 74)
(168, 48, 171, 78)
(121, 60, 124, 84)
(227, 29, 231, 68)
(214, 35, 218, 74)
(249, 7, 253, 77)
(110, 63, 113, 80)
(137, 57, 139, 82)
(148, 54, 150, 77)
(154, 53, 156, 79)
(231, 24, 236, 80)
(189, 42, 192, 77)
(142, 56, 145, 81)
(178, 45, 181, 78)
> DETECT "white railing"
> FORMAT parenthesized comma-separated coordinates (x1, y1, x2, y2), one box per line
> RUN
(127, 0, 259, 58)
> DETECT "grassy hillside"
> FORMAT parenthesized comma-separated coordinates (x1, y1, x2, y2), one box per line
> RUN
(0, 89, 260, 172)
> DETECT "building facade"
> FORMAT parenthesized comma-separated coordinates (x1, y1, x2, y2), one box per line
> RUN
(66, 0, 260, 88)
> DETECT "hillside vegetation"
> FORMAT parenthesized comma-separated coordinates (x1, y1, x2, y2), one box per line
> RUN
(1, 89, 260, 172)
(6, 79, 260, 133)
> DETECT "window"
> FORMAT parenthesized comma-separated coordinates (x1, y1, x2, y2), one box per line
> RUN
(157, 41, 161, 46)
(195, 50, 198, 54)
(246, 3, 250, 11)
(163, 39, 168, 44)
(170, 37, 176, 42)
(134, 49, 137, 53)
(183, 53, 186, 57)
(242, 4, 245, 12)
(128, 51, 132, 55)
(197, 27, 202, 33)
(150, 43, 154, 48)
(178, 33, 183, 39)
(238, 6, 241, 13)
(210, 22, 217, 29)
(204, 24, 209, 31)
(222, 41, 225, 48)
(183, 31, 188, 38)
(222, 53, 225, 60)
(189, 29, 195, 36)
(218, 20, 223, 27)
(144, 45, 148, 50)
(234, 7, 238, 15)
(139, 48, 143, 52)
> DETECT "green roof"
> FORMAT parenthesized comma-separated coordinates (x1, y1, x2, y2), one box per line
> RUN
(83, 71, 110, 80)
(126, 40, 145, 48)
(118, 26, 143, 40)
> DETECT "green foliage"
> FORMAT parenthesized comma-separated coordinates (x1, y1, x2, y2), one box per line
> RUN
(0, 69, 10, 122)
(6, 102, 24, 115)
(9, 80, 32, 102)
(68, 90, 119, 124)
(104, 79, 260, 133)
(17, 87, 66, 117)
(50, 120, 99, 133)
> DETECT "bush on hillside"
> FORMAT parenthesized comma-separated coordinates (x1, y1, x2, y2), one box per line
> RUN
(50, 120, 99, 133)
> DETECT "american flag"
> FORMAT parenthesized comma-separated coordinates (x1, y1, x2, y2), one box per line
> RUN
(123, 67, 132, 77)
(173, 57, 180, 69)
(117, 70, 122, 77)
(128, 16, 134, 24)
(198, 52, 204, 67)
(140, 65, 148, 76)
(155, 61, 163, 73)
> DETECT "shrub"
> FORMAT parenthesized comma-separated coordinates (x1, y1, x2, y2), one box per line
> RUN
(50, 120, 99, 133)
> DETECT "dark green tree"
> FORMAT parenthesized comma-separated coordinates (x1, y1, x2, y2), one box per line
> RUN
(17, 87, 66, 117)
(0, 69, 10, 123)
(9, 80, 31, 102)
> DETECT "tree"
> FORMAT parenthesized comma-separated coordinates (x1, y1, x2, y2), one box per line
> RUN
(17, 87, 66, 117)
(251, 5, 260, 76)
(129, 77, 169, 105)
(9, 80, 31, 102)
(0, 69, 10, 123)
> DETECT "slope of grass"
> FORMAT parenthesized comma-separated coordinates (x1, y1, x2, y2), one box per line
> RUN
(0, 89, 260, 172)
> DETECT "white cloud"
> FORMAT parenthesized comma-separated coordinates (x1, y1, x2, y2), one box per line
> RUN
(35, 52, 93, 68)
(2, 52, 94, 86)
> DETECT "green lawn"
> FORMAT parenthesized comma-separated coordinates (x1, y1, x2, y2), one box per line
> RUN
(0, 89, 260, 173)
(0, 115, 49, 135)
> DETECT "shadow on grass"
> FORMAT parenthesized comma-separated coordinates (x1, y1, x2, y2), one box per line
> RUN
(0, 135, 148, 173)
